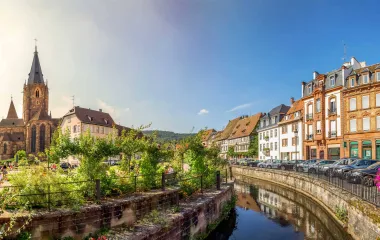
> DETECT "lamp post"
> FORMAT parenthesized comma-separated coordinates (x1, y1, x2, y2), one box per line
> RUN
(294, 129, 298, 160)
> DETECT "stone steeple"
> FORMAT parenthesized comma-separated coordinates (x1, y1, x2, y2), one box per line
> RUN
(27, 45, 44, 84)
(7, 98, 18, 119)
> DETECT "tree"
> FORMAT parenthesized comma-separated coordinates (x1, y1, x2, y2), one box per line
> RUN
(247, 133, 259, 158)
(227, 146, 235, 158)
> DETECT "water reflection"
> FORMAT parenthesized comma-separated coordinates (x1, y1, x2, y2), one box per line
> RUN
(207, 176, 352, 240)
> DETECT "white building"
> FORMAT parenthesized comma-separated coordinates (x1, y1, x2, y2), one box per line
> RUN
(258, 104, 290, 160)
(279, 98, 303, 160)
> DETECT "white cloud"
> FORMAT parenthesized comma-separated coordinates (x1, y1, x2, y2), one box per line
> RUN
(198, 109, 209, 115)
(226, 103, 251, 112)
(124, 107, 130, 112)
(97, 99, 118, 117)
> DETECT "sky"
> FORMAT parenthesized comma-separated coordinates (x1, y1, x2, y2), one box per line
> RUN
(1, 0, 380, 133)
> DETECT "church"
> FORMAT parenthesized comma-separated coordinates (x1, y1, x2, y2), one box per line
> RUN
(0, 46, 59, 160)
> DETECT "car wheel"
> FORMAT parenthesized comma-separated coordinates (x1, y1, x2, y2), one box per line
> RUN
(267, 165, 271, 169)
(297, 167, 303, 172)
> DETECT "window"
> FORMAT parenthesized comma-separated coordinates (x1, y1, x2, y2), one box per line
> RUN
(363, 74, 369, 84)
(282, 126, 287, 134)
(3, 143, 7, 154)
(270, 130, 273, 138)
(330, 120, 336, 134)
(308, 84, 312, 93)
(363, 117, 370, 131)
(295, 111, 300, 117)
(350, 98, 356, 111)
(274, 129, 277, 137)
(308, 124, 313, 136)
(350, 119, 357, 132)
(260, 121, 263, 128)
(292, 123, 296, 132)
(282, 139, 288, 147)
(330, 98, 336, 112)
(73, 125, 77, 133)
(275, 142, 277, 150)
(351, 78, 355, 87)
(362, 95, 369, 109)
(270, 143, 273, 150)
(260, 133, 262, 140)
(35, 89, 40, 98)
(100, 127, 104, 134)
(376, 94, 380, 107)
(292, 137, 296, 146)
(377, 116, 380, 130)
(316, 121, 321, 134)
(316, 99, 321, 112)
(271, 117, 275, 124)
(330, 76, 335, 86)
(68, 117, 71, 123)
(260, 144, 262, 151)
(40, 124, 45, 152)
(377, 72, 380, 82)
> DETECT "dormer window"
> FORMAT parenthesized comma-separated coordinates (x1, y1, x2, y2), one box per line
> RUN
(104, 119, 108, 124)
(330, 76, 335, 87)
(351, 78, 355, 87)
(308, 84, 312, 94)
(87, 116, 93, 121)
(377, 72, 380, 82)
(363, 74, 369, 84)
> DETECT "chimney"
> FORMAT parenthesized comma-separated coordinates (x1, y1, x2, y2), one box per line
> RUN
(301, 82, 306, 98)
(313, 71, 318, 80)
(99, 109, 102, 112)
(290, 97, 295, 105)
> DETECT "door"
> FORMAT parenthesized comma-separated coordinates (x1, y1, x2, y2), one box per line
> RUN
(319, 150, 324, 159)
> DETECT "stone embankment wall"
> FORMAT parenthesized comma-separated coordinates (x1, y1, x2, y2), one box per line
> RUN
(232, 166, 380, 240)
(1, 190, 179, 240)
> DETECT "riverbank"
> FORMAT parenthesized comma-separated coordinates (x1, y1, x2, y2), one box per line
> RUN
(231, 166, 380, 240)
(106, 184, 234, 240)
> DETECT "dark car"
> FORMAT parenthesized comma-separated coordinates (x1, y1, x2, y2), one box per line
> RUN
(279, 160, 302, 171)
(60, 162, 72, 170)
(307, 160, 336, 174)
(295, 159, 319, 172)
(324, 158, 358, 176)
(336, 159, 378, 179)
(347, 162, 380, 186)
(247, 160, 261, 167)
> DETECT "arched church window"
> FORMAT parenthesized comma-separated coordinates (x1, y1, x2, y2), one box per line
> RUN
(36, 89, 40, 98)
(31, 125, 37, 153)
(40, 124, 46, 152)
(3, 143, 7, 154)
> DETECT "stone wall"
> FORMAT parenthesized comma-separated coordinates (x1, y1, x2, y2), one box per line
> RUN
(0, 190, 179, 240)
(232, 166, 380, 240)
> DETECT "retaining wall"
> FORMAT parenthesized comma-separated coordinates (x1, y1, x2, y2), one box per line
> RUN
(232, 166, 380, 240)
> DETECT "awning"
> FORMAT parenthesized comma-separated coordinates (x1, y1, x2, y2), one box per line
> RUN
(362, 140, 372, 146)
(376, 140, 380, 144)
(350, 141, 358, 146)
(328, 144, 340, 148)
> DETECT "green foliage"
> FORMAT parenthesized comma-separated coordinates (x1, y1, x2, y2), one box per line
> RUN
(142, 130, 195, 143)
(16, 231, 31, 240)
(227, 146, 236, 158)
(335, 205, 348, 223)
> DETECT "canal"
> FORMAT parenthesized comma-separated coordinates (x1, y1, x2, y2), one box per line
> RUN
(206, 176, 352, 240)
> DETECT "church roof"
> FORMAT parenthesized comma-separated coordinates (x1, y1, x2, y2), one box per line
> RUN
(28, 47, 44, 84)
(0, 119, 24, 127)
(6, 99, 18, 119)
(30, 109, 52, 121)
(0, 132, 24, 142)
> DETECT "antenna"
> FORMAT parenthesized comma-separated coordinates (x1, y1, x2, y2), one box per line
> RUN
(71, 95, 75, 107)
(34, 38, 38, 52)
(342, 41, 347, 62)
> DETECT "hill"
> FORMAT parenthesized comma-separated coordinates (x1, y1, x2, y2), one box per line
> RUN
(142, 130, 195, 143)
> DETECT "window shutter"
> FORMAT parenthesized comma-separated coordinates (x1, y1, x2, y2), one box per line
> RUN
(362, 96, 369, 109)
(363, 117, 370, 131)
(377, 116, 380, 130)
(350, 98, 356, 111)
(350, 119, 357, 132)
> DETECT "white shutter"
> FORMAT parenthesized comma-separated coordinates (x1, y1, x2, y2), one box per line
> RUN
(362, 96, 369, 109)
(331, 121, 336, 131)
(363, 117, 370, 131)
(376, 94, 380, 107)
(308, 124, 313, 134)
(350, 119, 357, 132)
(350, 98, 356, 111)
(377, 116, 380, 130)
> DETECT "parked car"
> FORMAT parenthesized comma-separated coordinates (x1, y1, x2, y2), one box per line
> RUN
(266, 160, 283, 169)
(258, 160, 274, 168)
(279, 160, 303, 170)
(306, 160, 336, 174)
(324, 158, 358, 176)
(247, 160, 261, 167)
(236, 159, 247, 165)
(295, 159, 318, 172)
(347, 162, 380, 185)
(336, 159, 378, 179)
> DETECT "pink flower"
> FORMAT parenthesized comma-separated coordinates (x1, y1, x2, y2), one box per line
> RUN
(375, 169, 380, 191)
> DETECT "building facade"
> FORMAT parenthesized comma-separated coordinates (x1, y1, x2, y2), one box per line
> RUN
(218, 117, 240, 159)
(279, 98, 303, 160)
(258, 104, 290, 160)
(342, 63, 380, 159)
(201, 129, 217, 148)
(227, 113, 262, 157)
(302, 58, 363, 160)
(0, 47, 59, 159)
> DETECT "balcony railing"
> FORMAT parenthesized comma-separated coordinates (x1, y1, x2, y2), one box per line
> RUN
(306, 114, 313, 120)
(306, 134, 314, 140)
(328, 131, 337, 138)
(328, 108, 337, 116)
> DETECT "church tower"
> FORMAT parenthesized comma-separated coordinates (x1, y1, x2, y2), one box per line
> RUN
(23, 45, 49, 123)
